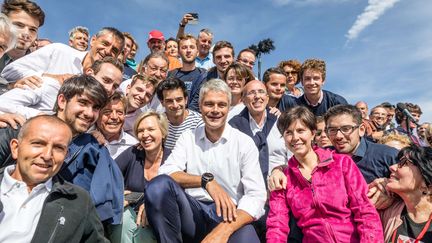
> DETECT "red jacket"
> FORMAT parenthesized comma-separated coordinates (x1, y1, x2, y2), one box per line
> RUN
(266, 147, 383, 243)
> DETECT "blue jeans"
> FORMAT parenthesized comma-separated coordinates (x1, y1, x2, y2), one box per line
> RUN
(145, 175, 260, 243)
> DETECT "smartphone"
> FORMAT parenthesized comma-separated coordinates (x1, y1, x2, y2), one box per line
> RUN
(124, 192, 144, 204)
(188, 12, 199, 25)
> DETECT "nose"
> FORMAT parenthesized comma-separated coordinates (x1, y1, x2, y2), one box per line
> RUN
(389, 163, 398, 172)
(41, 146, 53, 161)
(104, 45, 114, 57)
(110, 110, 118, 120)
(172, 100, 179, 108)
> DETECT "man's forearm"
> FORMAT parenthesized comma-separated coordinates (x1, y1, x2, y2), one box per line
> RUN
(204, 209, 254, 240)
(170, 171, 201, 188)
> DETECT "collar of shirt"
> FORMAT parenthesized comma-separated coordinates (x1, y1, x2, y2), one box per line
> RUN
(304, 90, 324, 107)
(108, 130, 127, 145)
(248, 110, 267, 135)
(198, 123, 231, 144)
(352, 137, 367, 160)
(2, 165, 53, 195)
(196, 54, 212, 64)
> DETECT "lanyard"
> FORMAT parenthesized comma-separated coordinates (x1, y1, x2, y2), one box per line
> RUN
(391, 212, 432, 243)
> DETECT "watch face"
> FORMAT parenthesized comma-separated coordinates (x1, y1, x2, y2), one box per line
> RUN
(203, 172, 214, 181)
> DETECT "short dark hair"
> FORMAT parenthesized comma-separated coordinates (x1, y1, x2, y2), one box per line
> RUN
(1, 0, 45, 27)
(398, 145, 432, 186)
(95, 27, 125, 53)
(212, 40, 234, 57)
(90, 56, 124, 74)
(395, 102, 422, 125)
(53, 75, 109, 113)
(277, 106, 317, 135)
(263, 67, 286, 84)
(324, 104, 363, 126)
(156, 77, 187, 101)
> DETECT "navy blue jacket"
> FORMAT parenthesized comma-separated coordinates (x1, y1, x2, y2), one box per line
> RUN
(59, 133, 124, 225)
(295, 90, 348, 116)
(352, 137, 398, 183)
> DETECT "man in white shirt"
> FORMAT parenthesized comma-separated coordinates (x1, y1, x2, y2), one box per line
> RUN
(0, 56, 124, 119)
(94, 91, 137, 159)
(145, 79, 266, 243)
(0, 115, 107, 242)
(1, 26, 124, 89)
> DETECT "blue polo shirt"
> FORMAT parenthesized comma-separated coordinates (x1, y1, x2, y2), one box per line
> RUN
(195, 53, 214, 70)
(296, 90, 348, 116)
(351, 137, 399, 183)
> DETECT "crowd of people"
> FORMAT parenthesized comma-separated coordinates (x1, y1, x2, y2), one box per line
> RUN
(0, 1, 431, 242)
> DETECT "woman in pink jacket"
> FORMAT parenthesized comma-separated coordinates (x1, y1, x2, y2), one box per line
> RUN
(266, 106, 383, 243)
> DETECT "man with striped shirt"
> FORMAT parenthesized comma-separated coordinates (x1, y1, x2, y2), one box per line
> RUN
(156, 77, 203, 151)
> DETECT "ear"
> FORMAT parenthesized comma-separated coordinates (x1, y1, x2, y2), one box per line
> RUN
(10, 138, 19, 160)
(68, 39, 73, 46)
(57, 94, 67, 112)
(89, 35, 97, 48)
(358, 123, 366, 137)
(85, 67, 94, 75)
(126, 84, 131, 96)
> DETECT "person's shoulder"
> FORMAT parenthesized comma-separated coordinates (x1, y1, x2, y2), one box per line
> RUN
(365, 139, 399, 157)
(323, 90, 348, 104)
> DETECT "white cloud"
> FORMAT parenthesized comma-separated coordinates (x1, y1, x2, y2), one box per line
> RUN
(346, 0, 401, 41)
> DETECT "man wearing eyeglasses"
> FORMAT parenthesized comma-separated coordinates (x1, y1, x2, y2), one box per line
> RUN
(237, 48, 256, 71)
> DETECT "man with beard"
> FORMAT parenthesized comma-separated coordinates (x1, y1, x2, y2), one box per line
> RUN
(0, 75, 124, 233)
(1, 27, 124, 90)
(167, 34, 207, 112)
(176, 14, 214, 70)
(206, 41, 234, 81)
(147, 29, 165, 54)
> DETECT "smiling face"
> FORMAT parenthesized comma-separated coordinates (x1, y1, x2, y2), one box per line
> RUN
(370, 107, 388, 127)
(301, 68, 325, 96)
(10, 118, 71, 190)
(8, 10, 40, 52)
(387, 157, 426, 195)
(314, 120, 332, 148)
(87, 63, 123, 96)
(166, 40, 178, 57)
(144, 57, 168, 83)
(213, 47, 234, 74)
(200, 90, 229, 134)
(326, 114, 365, 155)
(136, 115, 164, 154)
(96, 99, 125, 140)
(237, 51, 256, 70)
(243, 80, 269, 116)
(126, 79, 155, 112)
(265, 73, 287, 102)
(161, 88, 187, 120)
(57, 93, 101, 136)
(283, 120, 315, 158)
(70, 31, 89, 51)
(225, 68, 246, 96)
(283, 65, 299, 87)
(88, 32, 123, 63)
(198, 32, 212, 56)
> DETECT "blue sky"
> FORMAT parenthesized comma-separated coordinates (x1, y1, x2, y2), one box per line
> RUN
(36, 0, 431, 122)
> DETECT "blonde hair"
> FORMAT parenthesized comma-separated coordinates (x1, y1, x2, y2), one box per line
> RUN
(379, 132, 412, 148)
(133, 111, 169, 142)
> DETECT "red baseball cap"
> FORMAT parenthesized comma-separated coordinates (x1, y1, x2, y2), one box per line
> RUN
(148, 30, 165, 41)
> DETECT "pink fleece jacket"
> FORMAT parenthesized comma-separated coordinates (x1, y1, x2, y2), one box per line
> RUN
(266, 147, 383, 243)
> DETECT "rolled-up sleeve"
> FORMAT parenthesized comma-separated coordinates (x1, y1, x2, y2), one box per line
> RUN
(158, 131, 188, 175)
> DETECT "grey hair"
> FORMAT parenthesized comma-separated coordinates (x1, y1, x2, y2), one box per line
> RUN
(0, 13, 17, 53)
(199, 28, 213, 37)
(68, 26, 89, 40)
(199, 79, 231, 106)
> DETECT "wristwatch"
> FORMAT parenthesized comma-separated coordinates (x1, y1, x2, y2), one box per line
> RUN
(201, 172, 214, 190)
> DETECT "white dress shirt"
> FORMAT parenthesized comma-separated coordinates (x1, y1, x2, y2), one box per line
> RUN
(0, 77, 60, 118)
(106, 130, 138, 159)
(159, 124, 267, 219)
(0, 165, 52, 242)
(1, 43, 86, 83)
(248, 112, 292, 173)
(227, 103, 246, 121)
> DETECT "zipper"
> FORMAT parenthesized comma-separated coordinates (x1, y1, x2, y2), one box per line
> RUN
(47, 205, 64, 243)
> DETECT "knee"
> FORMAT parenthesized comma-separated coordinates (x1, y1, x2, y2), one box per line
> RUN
(145, 175, 176, 207)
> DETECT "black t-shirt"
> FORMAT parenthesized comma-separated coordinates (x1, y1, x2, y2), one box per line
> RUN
(392, 208, 432, 243)
(170, 68, 203, 95)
